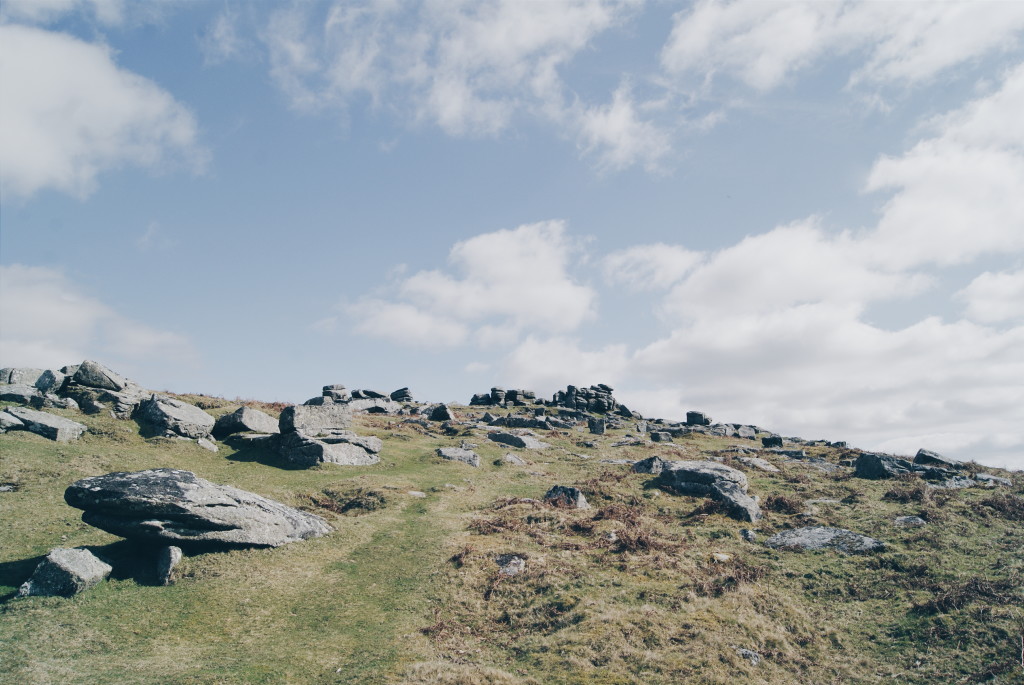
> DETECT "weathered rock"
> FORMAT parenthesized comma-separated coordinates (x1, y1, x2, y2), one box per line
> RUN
(139, 395, 215, 439)
(974, 473, 1012, 487)
(156, 546, 183, 585)
(63, 383, 146, 419)
(390, 387, 413, 402)
(544, 485, 590, 509)
(321, 384, 350, 401)
(279, 403, 352, 435)
(632, 456, 670, 474)
(587, 418, 605, 435)
(427, 404, 454, 422)
(437, 447, 480, 467)
(764, 527, 884, 554)
(346, 397, 401, 414)
(932, 476, 977, 489)
(854, 453, 916, 479)
(736, 456, 780, 473)
(18, 547, 112, 597)
(913, 448, 964, 470)
(894, 516, 927, 528)
(30, 392, 79, 411)
(496, 554, 526, 576)
(740, 529, 757, 542)
(213, 406, 280, 438)
(1, 367, 46, 386)
(276, 431, 380, 467)
(197, 437, 219, 452)
(686, 411, 711, 426)
(500, 453, 528, 466)
(65, 469, 331, 549)
(2, 407, 86, 442)
(0, 411, 26, 432)
(488, 431, 550, 450)
(736, 649, 762, 666)
(34, 369, 66, 393)
(656, 460, 761, 522)
(0, 383, 40, 403)
(650, 431, 673, 443)
(761, 436, 783, 448)
(73, 360, 128, 391)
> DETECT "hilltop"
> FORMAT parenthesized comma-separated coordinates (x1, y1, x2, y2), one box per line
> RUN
(1, 362, 1022, 684)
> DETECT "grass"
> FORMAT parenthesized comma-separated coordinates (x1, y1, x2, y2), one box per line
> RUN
(1, 399, 1022, 683)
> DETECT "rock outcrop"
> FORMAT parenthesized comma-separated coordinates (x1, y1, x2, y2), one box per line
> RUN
(139, 394, 216, 439)
(18, 547, 112, 597)
(65, 469, 331, 549)
(213, 406, 280, 438)
(275, 397, 380, 467)
(656, 460, 761, 522)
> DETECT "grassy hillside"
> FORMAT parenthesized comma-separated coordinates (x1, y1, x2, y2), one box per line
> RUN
(1, 398, 1022, 684)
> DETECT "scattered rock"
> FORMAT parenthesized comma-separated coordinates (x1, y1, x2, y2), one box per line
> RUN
(65, 469, 331, 549)
(894, 516, 927, 528)
(500, 453, 528, 466)
(686, 411, 711, 426)
(73, 360, 128, 392)
(276, 431, 381, 467)
(427, 404, 454, 422)
(761, 436, 783, 448)
(632, 456, 669, 474)
(1, 367, 47, 386)
(544, 485, 590, 509)
(139, 395, 215, 439)
(736, 648, 761, 666)
(213, 406, 280, 438)
(1, 407, 87, 442)
(740, 529, 757, 542)
(488, 431, 550, 450)
(587, 418, 605, 435)
(932, 476, 977, 489)
(156, 546, 183, 586)
(913, 448, 963, 470)
(650, 431, 673, 443)
(656, 460, 761, 522)
(496, 554, 526, 576)
(407, 491, 427, 498)
(0, 383, 40, 404)
(854, 453, 917, 479)
(711, 552, 733, 563)
(321, 384, 350, 401)
(736, 456, 780, 473)
(197, 437, 219, 452)
(974, 473, 1012, 487)
(18, 547, 112, 597)
(390, 387, 414, 402)
(437, 447, 480, 467)
(764, 526, 884, 554)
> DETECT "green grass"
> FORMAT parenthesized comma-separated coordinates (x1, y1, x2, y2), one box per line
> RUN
(1, 400, 1022, 684)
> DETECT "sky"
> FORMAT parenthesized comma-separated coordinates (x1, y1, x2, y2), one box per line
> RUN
(1, 0, 1022, 470)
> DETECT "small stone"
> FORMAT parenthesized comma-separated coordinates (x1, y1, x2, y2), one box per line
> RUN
(740, 529, 757, 542)
(437, 447, 480, 467)
(407, 491, 427, 498)
(501, 453, 528, 466)
(544, 485, 590, 509)
(711, 552, 732, 563)
(156, 546, 183, 586)
(974, 473, 1012, 487)
(197, 437, 219, 452)
(19, 547, 112, 597)
(761, 436, 783, 448)
(496, 554, 526, 576)
(736, 648, 761, 666)
(894, 516, 927, 528)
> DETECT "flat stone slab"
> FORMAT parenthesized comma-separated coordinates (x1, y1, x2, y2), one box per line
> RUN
(279, 403, 353, 435)
(0, 383, 40, 403)
(488, 431, 550, 450)
(65, 469, 331, 549)
(2, 406, 87, 442)
(213, 406, 280, 437)
(437, 447, 480, 467)
(19, 547, 112, 597)
(764, 526, 884, 554)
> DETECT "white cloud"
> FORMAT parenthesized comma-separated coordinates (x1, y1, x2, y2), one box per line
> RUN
(0, 0, 123, 25)
(346, 221, 596, 348)
(661, 1, 1024, 91)
(135, 221, 175, 252)
(957, 269, 1024, 324)
(602, 242, 703, 291)
(0, 265, 197, 371)
(577, 84, 673, 172)
(200, 9, 248, 65)
(0, 24, 204, 199)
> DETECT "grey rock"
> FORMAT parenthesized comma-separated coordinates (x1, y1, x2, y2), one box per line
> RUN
(73, 360, 128, 391)
(974, 473, 1012, 487)
(63, 384, 145, 419)
(488, 431, 550, 450)
(322, 384, 350, 401)
(350, 389, 386, 399)
(736, 456, 780, 473)
(656, 460, 761, 522)
(276, 431, 380, 468)
(686, 411, 711, 426)
(197, 437, 219, 453)
(279, 403, 353, 435)
(587, 418, 605, 435)
(913, 448, 964, 470)
(854, 453, 916, 479)
(736, 648, 761, 666)
(496, 554, 526, 576)
(30, 392, 79, 411)
(632, 456, 670, 474)
(437, 447, 480, 467)
(156, 546, 183, 586)
(740, 529, 757, 542)
(19, 547, 112, 597)
(34, 369, 66, 393)
(764, 526, 884, 554)
(345, 397, 401, 413)
(635, 421, 648, 433)
(2, 407, 87, 442)
(735, 425, 757, 440)
(1, 367, 46, 386)
(761, 436, 783, 448)
(65, 469, 331, 549)
(500, 453, 528, 466)
(894, 516, 927, 528)
(389, 387, 413, 402)
(650, 431, 673, 443)
(139, 394, 215, 439)
(427, 404, 454, 422)
(0, 383, 40, 403)
(60, 364, 81, 377)
(544, 485, 590, 509)
(0, 411, 26, 432)
(932, 476, 977, 489)
(213, 406, 280, 438)
(768, 448, 808, 459)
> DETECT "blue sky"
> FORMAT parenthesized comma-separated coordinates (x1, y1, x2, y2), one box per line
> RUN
(2, 0, 1023, 469)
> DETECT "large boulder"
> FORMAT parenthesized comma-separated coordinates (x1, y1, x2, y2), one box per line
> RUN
(34, 369, 66, 393)
(65, 469, 331, 549)
(0, 367, 46, 386)
(73, 360, 128, 392)
(390, 387, 413, 402)
(279, 403, 352, 435)
(488, 431, 550, 450)
(213, 406, 280, 438)
(686, 411, 712, 426)
(656, 460, 761, 522)
(275, 431, 381, 467)
(913, 448, 964, 470)
(764, 527, 885, 554)
(139, 395, 215, 439)
(2, 407, 87, 442)
(0, 383, 40, 404)
(19, 547, 112, 597)
(853, 453, 953, 480)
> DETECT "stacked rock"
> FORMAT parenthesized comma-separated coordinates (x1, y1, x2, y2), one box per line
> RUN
(468, 387, 537, 406)
(550, 384, 632, 416)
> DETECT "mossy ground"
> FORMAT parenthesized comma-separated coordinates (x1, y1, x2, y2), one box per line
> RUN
(1, 399, 1022, 684)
